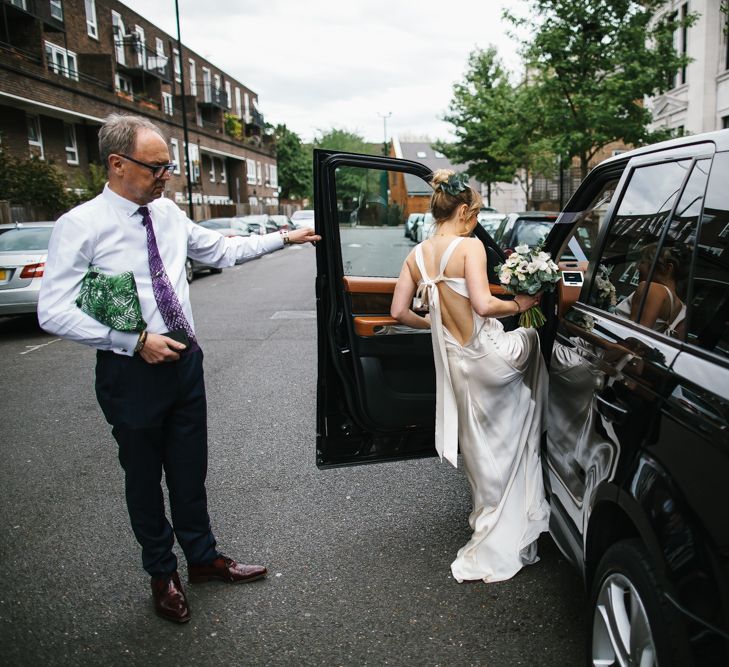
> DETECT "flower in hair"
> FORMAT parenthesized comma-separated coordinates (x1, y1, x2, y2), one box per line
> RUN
(438, 172, 470, 197)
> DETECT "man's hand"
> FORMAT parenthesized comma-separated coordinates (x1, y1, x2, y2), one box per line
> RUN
(288, 227, 321, 245)
(139, 333, 187, 364)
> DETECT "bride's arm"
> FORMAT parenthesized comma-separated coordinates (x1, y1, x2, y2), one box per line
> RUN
(391, 254, 430, 329)
(464, 239, 536, 318)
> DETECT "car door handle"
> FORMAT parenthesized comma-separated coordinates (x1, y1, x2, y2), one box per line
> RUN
(595, 392, 629, 424)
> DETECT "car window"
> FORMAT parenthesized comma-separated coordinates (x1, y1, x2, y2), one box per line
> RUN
(586, 159, 700, 334)
(512, 219, 553, 247)
(0, 227, 53, 251)
(686, 152, 729, 358)
(335, 165, 429, 277)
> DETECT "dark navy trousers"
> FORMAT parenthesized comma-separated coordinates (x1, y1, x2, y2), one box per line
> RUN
(95, 348, 218, 577)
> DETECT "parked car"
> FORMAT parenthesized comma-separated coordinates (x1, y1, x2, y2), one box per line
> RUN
(492, 211, 559, 251)
(312, 131, 729, 666)
(413, 211, 435, 243)
(477, 211, 505, 236)
(290, 209, 315, 229)
(0, 222, 54, 315)
(404, 212, 424, 240)
(187, 218, 248, 280)
(233, 214, 278, 236)
(269, 214, 293, 230)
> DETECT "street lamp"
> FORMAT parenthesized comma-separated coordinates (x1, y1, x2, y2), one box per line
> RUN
(377, 111, 391, 156)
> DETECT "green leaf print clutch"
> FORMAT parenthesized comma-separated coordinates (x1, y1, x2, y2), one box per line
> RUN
(76, 267, 147, 332)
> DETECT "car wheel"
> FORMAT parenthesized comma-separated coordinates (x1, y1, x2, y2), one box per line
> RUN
(590, 539, 689, 667)
(185, 258, 194, 283)
(210, 267, 223, 274)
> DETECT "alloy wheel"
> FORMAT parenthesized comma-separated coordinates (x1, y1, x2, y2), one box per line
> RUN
(592, 572, 656, 667)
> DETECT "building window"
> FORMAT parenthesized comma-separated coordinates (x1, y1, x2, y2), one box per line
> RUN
(186, 143, 200, 183)
(208, 155, 216, 183)
(27, 115, 43, 160)
(246, 158, 256, 185)
(256, 161, 262, 185)
(202, 67, 211, 102)
(115, 73, 132, 94)
(416, 151, 427, 158)
(170, 138, 181, 174)
(244, 92, 250, 122)
(50, 0, 63, 21)
(112, 11, 125, 65)
(723, 116, 729, 129)
(162, 91, 174, 115)
(219, 158, 227, 184)
(173, 48, 181, 83)
(224, 81, 232, 109)
(134, 25, 145, 69)
(434, 151, 445, 158)
(269, 165, 278, 189)
(235, 87, 242, 117)
(188, 59, 196, 96)
(45, 41, 78, 80)
(64, 123, 79, 165)
(85, 0, 97, 38)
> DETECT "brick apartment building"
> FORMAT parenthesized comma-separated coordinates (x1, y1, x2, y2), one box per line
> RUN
(0, 0, 279, 219)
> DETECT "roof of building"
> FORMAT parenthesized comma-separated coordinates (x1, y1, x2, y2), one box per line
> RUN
(392, 136, 482, 196)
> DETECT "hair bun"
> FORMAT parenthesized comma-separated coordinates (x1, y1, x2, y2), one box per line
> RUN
(430, 169, 454, 189)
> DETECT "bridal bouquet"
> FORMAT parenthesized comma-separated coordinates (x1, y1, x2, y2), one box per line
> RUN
(494, 244, 561, 328)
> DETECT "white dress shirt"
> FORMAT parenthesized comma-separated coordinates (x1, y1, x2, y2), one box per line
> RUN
(38, 185, 284, 355)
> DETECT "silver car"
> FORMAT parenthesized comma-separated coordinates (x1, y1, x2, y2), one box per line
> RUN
(0, 222, 54, 315)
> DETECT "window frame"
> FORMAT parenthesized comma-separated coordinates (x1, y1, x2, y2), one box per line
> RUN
(246, 158, 257, 185)
(64, 122, 79, 165)
(111, 11, 125, 65)
(188, 58, 197, 96)
(26, 114, 44, 160)
(172, 47, 181, 83)
(162, 91, 174, 116)
(49, 0, 63, 21)
(45, 41, 78, 81)
(85, 0, 98, 39)
(170, 138, 181, 175)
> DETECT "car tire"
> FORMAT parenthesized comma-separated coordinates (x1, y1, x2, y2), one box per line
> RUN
(210, 267, 223, 274)
(185, 258, 194, 283)
(589, 539, 690, 667)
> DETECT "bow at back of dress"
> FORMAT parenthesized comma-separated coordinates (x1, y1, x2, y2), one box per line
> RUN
(414, 237, 465, 467)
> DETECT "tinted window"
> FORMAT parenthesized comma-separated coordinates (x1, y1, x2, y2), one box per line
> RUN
(587, 160, 692, 319)
(511, 219, 553, 247)
(0, 227, 53, 251)
(686, 152, 729, 358)
(335, 166, 427, 277)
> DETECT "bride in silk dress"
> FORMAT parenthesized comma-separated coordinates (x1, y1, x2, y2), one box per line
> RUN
(390, 170, 550, 583)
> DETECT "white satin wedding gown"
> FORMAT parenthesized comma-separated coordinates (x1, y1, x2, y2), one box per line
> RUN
(414, 238, 550, 583)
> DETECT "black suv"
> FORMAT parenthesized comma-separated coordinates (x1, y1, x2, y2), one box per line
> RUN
(313, 131, 729, 666)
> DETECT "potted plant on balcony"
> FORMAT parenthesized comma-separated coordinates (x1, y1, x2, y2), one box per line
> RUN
(224, 113, 243, 140)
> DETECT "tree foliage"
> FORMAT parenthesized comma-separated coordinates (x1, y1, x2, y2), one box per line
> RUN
(505, 0, 696, 177)
(273, 123, 310, 200)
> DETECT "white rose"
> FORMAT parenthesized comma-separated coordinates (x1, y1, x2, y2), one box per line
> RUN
(515, 244, 530, 255)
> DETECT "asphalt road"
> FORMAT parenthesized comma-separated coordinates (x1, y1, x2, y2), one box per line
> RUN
(0, 236, 587, 666)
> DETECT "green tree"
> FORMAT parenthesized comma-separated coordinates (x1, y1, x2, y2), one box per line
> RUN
(506, 0, 696, 179)
(0, 147, 74, 218)
(437, 47, 522, 205)
(273, 124, 310, 200)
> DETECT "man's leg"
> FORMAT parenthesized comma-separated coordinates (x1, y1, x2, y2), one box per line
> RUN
(162, 350, 218, 565)
(95, 351, 179, 577)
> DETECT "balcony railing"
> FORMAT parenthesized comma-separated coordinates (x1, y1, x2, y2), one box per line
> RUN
(197, 84, 228, 109)
(1, 0, 64, 31)
(113, 32, 171, 82)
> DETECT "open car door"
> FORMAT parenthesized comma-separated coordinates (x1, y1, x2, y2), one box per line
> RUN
(314, 149, 508, 467)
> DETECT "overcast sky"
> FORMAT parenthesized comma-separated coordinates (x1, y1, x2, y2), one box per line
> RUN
(121, 0, 528, 144)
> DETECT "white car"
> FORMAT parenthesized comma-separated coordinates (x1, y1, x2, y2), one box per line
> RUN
(290, 209, 315, 229)
(0, 222, 54, 315)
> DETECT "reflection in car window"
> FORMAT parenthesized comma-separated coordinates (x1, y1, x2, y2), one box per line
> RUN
(558, 181, 617, 264)
(587, 160, 691, 319)
(335, 166, 430, 277)
(687, 153, 729, 358)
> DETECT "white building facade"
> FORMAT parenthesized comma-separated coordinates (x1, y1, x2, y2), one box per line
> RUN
(648, 1, 729, 134)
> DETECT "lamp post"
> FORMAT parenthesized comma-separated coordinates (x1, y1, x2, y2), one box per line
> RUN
(377, 111, 391, 156)
(174, 0, 194, 219)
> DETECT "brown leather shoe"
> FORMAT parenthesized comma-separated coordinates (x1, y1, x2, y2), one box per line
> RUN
(188, 555, 267, 584)
(151, 572, 191, 624)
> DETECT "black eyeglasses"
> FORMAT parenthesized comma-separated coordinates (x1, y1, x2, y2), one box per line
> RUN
(119, 154, 176, 178)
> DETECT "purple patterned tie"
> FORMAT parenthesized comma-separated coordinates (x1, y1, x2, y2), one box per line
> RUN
(139, 206, 196, 344)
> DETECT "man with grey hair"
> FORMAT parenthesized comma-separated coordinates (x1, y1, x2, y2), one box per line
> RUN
(38, 114, 319, 624)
